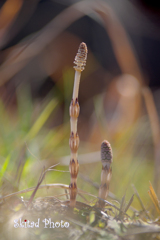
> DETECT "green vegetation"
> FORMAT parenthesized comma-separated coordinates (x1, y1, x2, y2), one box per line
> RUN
(0, 72, 160, 239)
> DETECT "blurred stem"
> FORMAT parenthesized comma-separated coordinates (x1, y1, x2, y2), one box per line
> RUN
(95, 2, 143, 83)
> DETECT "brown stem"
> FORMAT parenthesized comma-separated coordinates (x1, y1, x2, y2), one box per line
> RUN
(69, 42, 88, 207)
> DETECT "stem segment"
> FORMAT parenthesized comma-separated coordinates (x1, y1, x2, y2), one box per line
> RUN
(69, 42, 88, 207)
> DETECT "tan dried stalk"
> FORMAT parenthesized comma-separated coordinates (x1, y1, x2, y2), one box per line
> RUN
(69, 42, 88, 207)
(97, 140, 113, 208)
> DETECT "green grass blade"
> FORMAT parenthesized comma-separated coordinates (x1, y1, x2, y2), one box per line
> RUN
(0, 155, 10, 179)
(25, 99, 58, 140)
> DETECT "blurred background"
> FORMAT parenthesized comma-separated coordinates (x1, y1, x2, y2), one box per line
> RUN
(0, 0, 160, 214)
